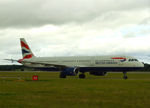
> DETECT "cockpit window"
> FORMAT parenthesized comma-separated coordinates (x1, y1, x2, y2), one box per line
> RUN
(128, 59, 138, 62)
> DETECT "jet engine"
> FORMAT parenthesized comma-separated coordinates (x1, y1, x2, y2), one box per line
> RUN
(90, 71, 107, 76)
(62, 67, 79, 76)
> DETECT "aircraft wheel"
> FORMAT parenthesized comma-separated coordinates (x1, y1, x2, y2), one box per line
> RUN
(123, 71, 128, 79)
(21, 68, 24, 71)
(79, 74, 85, 79)
(123, 76, 128, 79)
(59, 72, 66, 78)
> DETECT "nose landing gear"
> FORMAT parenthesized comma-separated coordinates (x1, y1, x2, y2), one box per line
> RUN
(123, 71, 128, 79)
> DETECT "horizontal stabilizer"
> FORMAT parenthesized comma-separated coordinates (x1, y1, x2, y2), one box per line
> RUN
(4, 59, 18, 63)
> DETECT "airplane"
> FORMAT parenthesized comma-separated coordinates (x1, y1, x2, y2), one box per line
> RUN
(5, 38, 144, 79)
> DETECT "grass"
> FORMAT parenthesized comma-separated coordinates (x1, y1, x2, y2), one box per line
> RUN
(0, 71, 150, 108)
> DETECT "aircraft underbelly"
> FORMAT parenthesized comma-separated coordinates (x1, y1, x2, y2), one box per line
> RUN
(79, 67, 142, 72)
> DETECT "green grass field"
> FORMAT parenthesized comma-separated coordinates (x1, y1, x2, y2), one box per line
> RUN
(0, 71, 150, 108)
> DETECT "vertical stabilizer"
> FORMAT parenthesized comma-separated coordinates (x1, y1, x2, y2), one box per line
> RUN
(20, 38, 35, 59)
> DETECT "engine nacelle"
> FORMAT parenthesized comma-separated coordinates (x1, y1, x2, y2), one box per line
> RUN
(62, 67, 79, 76)
(90, 71, 107, 76)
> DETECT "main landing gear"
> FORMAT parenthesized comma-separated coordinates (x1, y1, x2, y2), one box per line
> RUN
(79, 73, 86, 79)
(59, 72, 66, 78)
(123, 71, 128, 79)
(59, 71, 86, 79)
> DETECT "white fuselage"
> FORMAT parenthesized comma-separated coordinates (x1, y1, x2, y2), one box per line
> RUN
(22, 55, 144, 69)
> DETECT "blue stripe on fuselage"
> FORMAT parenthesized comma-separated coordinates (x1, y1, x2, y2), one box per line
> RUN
(79, 67, 143, 72)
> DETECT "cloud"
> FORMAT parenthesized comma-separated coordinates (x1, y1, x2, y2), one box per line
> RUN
(0, 0, 150, 64)
(0, 0, 150, 28)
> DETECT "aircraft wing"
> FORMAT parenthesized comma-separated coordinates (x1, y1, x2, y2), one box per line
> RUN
(21, 60, 67, 68)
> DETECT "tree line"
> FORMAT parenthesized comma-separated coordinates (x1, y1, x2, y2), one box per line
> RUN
(0, 65, 59, 71)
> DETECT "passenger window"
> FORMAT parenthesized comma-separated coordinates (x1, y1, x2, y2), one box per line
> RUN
(129, 59, 138, 62)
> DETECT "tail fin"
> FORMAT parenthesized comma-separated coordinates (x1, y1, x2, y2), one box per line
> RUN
(20, 38, 35, 59)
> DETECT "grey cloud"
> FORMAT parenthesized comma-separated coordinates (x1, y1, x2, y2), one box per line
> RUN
(124, 32, 136, 38)
(1, 0, 150, 65)
(140, 17, 150, 25)
(0, 0, 150, 28)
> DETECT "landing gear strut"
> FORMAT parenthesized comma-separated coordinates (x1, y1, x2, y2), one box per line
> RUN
(79, 73, 86, 79)
(123, 71, 128, 79)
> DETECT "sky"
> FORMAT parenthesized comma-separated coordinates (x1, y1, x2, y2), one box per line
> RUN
(0, 0, 150, 65)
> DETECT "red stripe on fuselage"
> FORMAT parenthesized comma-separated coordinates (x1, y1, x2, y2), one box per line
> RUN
(112, 57, 126, 59)
(21, 41, 30, 50)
